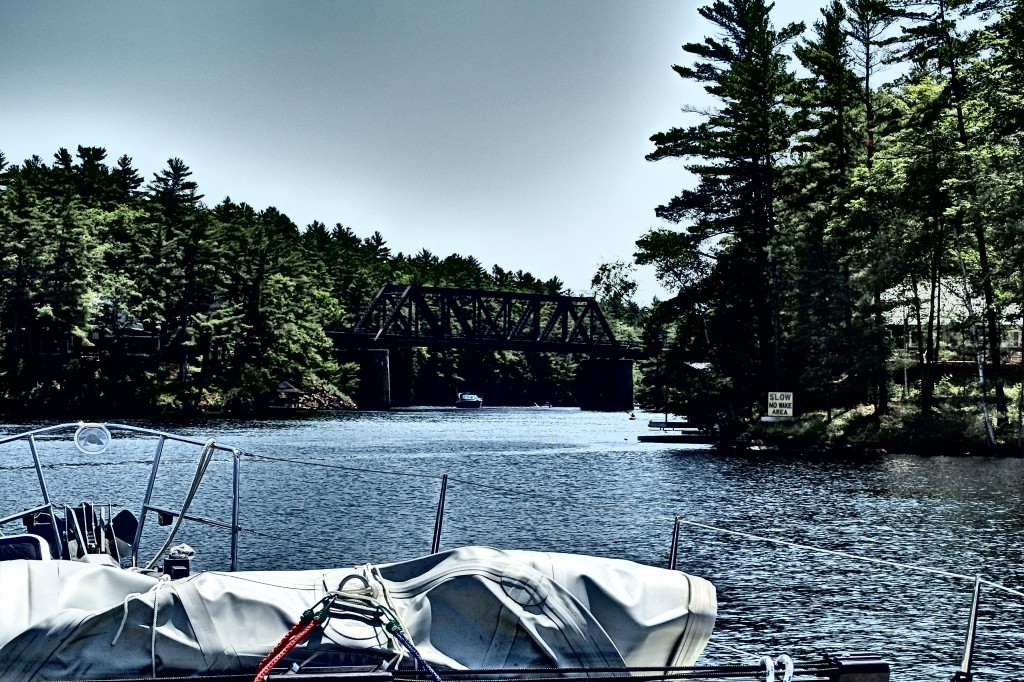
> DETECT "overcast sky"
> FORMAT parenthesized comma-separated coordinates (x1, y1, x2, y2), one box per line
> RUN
(2, 1, 823, 303)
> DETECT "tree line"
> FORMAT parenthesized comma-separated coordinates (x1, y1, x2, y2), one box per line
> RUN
(637, 0, 1024, 447)
(0, 149, 606, 414)
(9, 0, 1022, 446)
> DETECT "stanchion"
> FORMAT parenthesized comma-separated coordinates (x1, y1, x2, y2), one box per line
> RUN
(668, 515, 680, 570)
(431, 474, 448, 554)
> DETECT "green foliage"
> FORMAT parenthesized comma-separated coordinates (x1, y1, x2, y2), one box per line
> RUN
(636, 0, 1024, 447)
(0, 146, 603, 414)
(643, 0, 804, 413)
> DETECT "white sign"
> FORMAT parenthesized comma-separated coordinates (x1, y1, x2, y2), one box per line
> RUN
(767, 391, 793, 417)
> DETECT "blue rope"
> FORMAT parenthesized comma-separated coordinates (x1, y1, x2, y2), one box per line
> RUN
(387, 623, 444, 682)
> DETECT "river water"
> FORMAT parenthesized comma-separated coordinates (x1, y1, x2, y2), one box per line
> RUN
(1, 408, 1022, 681)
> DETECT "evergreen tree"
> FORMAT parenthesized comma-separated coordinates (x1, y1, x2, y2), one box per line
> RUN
(781, 0, 867, 417)
(142, 157, 206, 401)
(0, 174, 50, 398)
(111, 155, 144, 203)
(73, 146, 116, 207)
(214, 203, 342, 402)
(325, 224, 388, 326)
(836, 0, 903, 415)
(970, 2, 1024, 436)
(0, 155, 103, 409)
(641, 0, 803, 413)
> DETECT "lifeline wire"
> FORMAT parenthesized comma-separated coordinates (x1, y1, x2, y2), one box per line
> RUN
(238, 451, 1024, 599)
(703, 639, 763, 661)
(669, 517, 1024, 600)
(246, 451, 439, 481)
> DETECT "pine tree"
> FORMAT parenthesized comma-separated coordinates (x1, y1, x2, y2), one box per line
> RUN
(781, 0, 867, 418)
(111, 155, 144, 203)
(641, 0, 803, 412)
(838, 0, 903, 415)
(142, 158, 206, 402)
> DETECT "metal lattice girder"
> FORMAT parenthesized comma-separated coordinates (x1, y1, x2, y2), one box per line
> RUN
(344, 285, 638, 357)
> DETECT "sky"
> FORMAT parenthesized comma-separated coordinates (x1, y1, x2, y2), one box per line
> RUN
(2, 1, 825, 303)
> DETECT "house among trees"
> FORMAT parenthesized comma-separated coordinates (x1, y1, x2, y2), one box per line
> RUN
(261, 381, 308, 410)
(885, 282, 1023, 366)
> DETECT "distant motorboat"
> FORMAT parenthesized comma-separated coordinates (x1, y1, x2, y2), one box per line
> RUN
(455, 391, 483, 408)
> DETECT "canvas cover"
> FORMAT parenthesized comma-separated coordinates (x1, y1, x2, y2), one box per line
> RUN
(0, 546, 716, 681)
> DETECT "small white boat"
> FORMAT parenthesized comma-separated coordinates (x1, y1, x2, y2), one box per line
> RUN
(454, 391, 483, 408)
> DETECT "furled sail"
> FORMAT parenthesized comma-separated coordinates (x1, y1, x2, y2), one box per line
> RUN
(0, 546, 716, 681)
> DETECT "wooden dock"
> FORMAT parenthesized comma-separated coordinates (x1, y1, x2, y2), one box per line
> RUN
(638, 418, 717, 444)
(637, 432, 717, 444)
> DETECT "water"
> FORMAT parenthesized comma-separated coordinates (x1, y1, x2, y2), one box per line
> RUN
(1, 408, 1022, 681)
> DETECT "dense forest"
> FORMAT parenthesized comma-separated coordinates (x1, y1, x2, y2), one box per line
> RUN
(0, 147, 635, 415)
(637, 0, 1024, 450)
(5, 0, 1024, 451)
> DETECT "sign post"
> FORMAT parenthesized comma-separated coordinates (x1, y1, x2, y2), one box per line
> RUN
(765, 391, 794, 420)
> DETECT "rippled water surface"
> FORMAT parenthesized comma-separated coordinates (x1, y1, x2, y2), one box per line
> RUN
(1, 408, 1022, 681)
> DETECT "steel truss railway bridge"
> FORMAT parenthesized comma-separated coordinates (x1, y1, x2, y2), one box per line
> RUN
(328, 285, 642, 410)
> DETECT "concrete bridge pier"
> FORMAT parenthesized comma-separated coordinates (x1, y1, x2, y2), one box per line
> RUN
(576, 358, 635, 411)
(355, 349, 391, 410)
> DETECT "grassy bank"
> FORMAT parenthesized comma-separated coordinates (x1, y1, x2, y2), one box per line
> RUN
(742, 383, 1024, 456)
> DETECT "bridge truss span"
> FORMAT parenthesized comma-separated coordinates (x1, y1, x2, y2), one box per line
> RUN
(340, 284, 639, 358)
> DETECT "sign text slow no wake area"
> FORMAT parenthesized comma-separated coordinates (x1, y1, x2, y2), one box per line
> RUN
(767, 392, 793, 417)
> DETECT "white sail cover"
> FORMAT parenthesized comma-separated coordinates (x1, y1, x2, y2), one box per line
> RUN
(0, 546, 716, 681)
